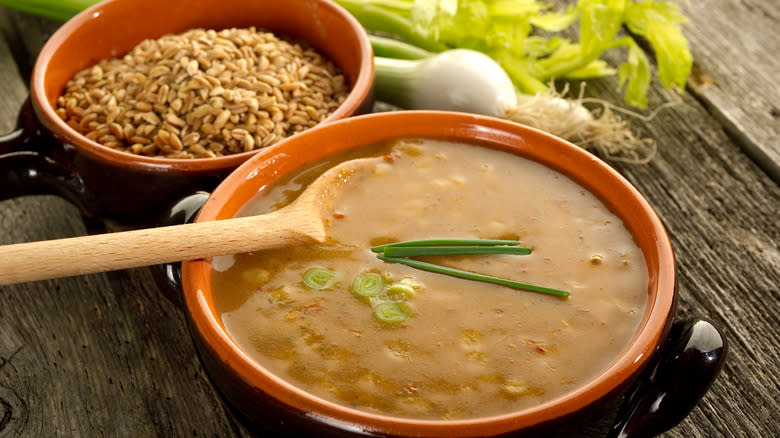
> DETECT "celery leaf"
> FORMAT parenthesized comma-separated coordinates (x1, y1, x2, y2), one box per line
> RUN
(619, 41, 652, 108)
(625, 0, 692, 90)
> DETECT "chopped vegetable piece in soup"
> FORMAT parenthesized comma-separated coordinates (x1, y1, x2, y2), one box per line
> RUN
(352, 272, 385, 300)
(302, 267, 339, 290)
(212, 139, 648, 419)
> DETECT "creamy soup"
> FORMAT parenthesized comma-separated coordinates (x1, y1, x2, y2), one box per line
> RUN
(211, 139, 648, 419)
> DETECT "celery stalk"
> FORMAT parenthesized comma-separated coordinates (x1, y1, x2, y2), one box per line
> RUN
(335, 0, 447, 52)
(369, 34, 432, 60)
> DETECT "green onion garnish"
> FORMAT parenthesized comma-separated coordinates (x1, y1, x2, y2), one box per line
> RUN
(382, 245, 531, 257)
(371, 239, 520, 253)
(302, 267, 338, 290)
(352, 272, 385, 299)
(376, 255, 569, 298)
(386, 283, 416, 299)
(373, 302, 413, 324)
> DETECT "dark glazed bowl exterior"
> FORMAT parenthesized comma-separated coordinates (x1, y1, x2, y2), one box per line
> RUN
(0, 0, 373, 224)
(181, 111, 679, 437)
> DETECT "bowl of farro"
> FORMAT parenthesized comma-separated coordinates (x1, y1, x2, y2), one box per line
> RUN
(0, 0, 373, 224)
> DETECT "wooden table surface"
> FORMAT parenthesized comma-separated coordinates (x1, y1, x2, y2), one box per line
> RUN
(0, 1, 777, 437)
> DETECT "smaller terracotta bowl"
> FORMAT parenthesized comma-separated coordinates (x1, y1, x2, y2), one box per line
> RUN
(181, 111, 691, 437)
(0, 0, 373, 224)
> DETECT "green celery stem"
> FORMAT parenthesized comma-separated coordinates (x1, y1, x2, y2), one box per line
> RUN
(0, 0, 97, 21)
(369, 34, 432, 60)
(334, 0, 447, 53)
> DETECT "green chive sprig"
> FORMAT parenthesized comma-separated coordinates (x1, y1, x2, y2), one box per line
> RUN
(371, 239, 521, 253)
(372, 239, 570, 298)
(382, 245, 532, 257)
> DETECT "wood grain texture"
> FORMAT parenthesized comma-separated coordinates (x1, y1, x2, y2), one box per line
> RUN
(680, 0, 780, 183)
(0, 2, 777, 438)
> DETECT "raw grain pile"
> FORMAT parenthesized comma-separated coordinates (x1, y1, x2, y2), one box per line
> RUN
(56, 27, 349, 158)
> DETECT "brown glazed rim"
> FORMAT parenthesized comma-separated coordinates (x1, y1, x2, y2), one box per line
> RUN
(29, 0, 373, 174)
(183, 111, 676, 437)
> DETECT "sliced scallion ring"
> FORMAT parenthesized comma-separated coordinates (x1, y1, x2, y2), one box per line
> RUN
(386, 283, 416, 299)
(302, 267, 338, 290)
(352, 272, 385, 299)
(373, 302, 413, 324)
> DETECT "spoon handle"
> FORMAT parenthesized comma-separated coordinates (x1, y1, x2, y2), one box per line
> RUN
(0, 210, 321, 285)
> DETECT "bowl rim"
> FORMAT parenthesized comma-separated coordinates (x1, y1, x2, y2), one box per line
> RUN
(182, 110, 677, 436)
(29, 0, 374, 174)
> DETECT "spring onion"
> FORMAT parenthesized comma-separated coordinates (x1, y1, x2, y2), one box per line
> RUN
(352, 271, 385, 299)
(373, 301, 413, 324)
(374, 48, 520, 118)
(373, 43, 657, 163)
(302, 267, 339, 290)
(376, 255, 569, 298)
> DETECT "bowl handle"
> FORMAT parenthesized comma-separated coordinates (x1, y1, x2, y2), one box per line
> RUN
(0, 99, 95, 213)
(148, 191, 211, 309)
(608, 317, 727, 438)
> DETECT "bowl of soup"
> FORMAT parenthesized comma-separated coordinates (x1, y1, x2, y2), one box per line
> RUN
(0, 0, 373, 224)
(181, 111, 678, 436)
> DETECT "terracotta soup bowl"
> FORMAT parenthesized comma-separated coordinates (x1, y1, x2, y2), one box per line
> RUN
(180, 111, 725, 437)
(0, 0, 373, 224)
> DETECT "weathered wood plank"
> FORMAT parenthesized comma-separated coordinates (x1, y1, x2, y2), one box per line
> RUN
(680, 0, 780, 182)
(0, 12, 28, 132)
(0, 10, 59, 78)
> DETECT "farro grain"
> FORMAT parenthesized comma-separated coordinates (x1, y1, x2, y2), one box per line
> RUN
(57, 27, 349, 159)
(182, 132, 200, 146)
(170, 133, 184, 151)
(109, 123, 124, 139)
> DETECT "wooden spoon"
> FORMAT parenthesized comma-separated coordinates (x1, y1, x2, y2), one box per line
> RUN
(0, 156, 383, 285)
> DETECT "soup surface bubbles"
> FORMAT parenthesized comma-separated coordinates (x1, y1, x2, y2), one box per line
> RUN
(212, 139, 648, 419)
